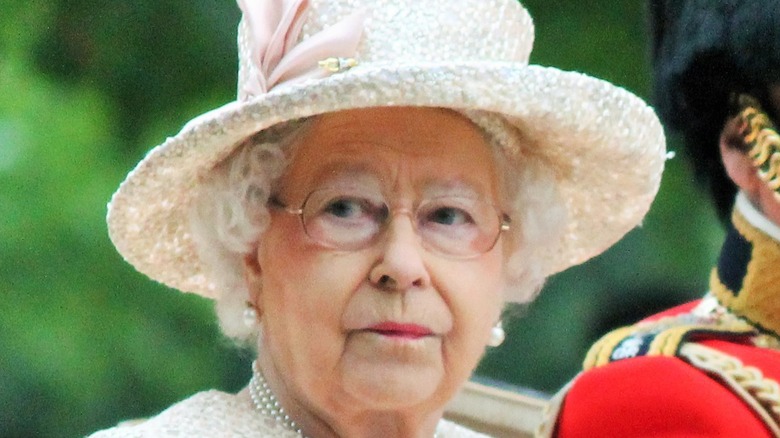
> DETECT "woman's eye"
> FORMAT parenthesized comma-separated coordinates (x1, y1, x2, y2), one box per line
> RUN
(323, 197, 366, 218)
(427, 207, 472, 226)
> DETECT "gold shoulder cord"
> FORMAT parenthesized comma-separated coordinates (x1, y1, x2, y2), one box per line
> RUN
(537, 341, 780, 438)
(680, 343, 780, 436)
(734, 94, 780, 201)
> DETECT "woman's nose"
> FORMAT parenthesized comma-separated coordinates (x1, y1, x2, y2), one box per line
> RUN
(368, 214, 430, 291)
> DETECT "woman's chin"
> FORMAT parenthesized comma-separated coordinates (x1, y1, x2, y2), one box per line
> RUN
(338, 333, 448, 409)
(340, 364, 443, 409)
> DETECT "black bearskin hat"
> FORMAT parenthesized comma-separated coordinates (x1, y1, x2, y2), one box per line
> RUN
(649, 0, 780, 222)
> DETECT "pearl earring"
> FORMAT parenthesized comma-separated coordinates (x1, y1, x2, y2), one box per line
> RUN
(488, 321, 505, 347)
(243, 303, 258, 328)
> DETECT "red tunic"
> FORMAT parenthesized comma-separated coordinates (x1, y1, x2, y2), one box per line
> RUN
(553, 302, 780, 437)
(546, 207, 780, 437)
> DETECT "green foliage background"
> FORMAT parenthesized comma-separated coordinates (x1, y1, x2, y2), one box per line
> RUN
(1, 1, 723, 436)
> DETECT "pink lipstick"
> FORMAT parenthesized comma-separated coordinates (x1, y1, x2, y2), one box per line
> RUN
(367, 322, 433, 339)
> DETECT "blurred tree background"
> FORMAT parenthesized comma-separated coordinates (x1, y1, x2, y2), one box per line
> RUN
(0, 1, 723, 437)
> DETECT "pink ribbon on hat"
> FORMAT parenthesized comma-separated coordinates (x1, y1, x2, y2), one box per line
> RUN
(237, 0, 367, 97)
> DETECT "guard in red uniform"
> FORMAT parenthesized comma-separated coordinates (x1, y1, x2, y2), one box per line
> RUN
(542, 1, 780, 436)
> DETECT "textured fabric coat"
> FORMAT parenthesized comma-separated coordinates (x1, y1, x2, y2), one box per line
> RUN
(89, 388, 492, 437)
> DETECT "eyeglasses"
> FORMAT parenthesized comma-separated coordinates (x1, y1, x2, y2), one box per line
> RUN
(269, 187, 511, 259)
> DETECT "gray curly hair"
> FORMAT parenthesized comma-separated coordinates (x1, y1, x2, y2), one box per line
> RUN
(190, 110, 567, 343)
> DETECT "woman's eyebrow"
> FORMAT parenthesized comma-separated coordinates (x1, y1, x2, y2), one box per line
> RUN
(310, 164, 381, 188)
(421, 180, 483, 199)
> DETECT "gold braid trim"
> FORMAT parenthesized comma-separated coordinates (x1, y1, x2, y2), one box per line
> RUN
(582, 325, 637, 370)
(648, 324, 708, 357)
(582, 316, 755, 371)
(734, 94, 780, 198)
(680, 343, 780, 436)
(710, 209, 780, 337)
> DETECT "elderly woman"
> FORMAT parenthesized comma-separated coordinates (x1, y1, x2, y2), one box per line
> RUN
(92, 0, 665, 436)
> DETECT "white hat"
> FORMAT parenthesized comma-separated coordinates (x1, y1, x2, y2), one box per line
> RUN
(107, 0, 666, 298)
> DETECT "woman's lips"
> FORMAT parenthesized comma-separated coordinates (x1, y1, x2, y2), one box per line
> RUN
(366, 322, 434, 339)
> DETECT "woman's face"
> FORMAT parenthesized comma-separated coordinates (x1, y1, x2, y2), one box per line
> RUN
(247, 107, 507, 418)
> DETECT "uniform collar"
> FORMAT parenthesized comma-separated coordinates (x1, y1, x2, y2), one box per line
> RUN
(735, 192, 780, 242)
(710, 193, 780, 338)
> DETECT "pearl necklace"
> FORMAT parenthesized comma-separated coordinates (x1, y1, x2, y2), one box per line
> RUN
(248, 361, 444, 438)
(249, 361, 305, 437)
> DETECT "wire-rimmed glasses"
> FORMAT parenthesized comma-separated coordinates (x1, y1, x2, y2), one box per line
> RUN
(269, 186, 510, 259)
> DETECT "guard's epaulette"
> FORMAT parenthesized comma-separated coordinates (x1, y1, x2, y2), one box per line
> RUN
(583, 316, 756, 370)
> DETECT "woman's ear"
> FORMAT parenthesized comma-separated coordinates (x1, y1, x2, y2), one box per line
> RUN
(719, 116, 762, 196)
(243, 251, 263, 306)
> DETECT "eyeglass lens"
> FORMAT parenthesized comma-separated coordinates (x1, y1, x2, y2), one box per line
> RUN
(298, 187, 504, 258)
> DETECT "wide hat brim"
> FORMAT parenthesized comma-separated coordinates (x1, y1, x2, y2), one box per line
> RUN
(108, 60, 666, 299)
